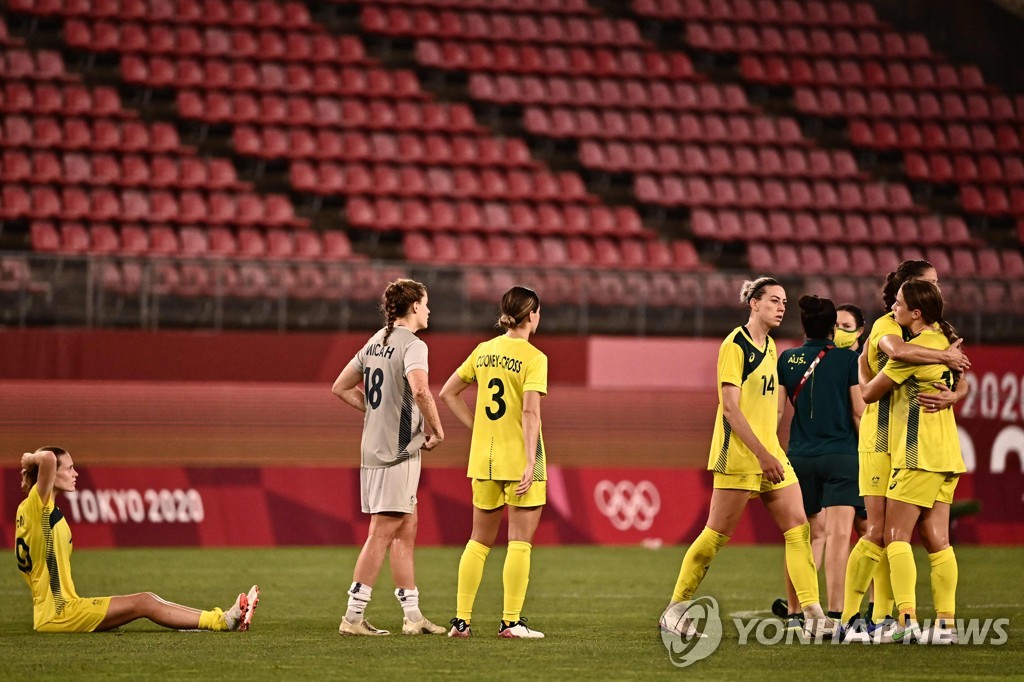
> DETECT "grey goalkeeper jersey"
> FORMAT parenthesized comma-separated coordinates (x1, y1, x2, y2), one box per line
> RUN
(349, 326, 428, 468)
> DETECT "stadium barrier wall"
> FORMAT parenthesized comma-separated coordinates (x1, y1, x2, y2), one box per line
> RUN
(0, 465, 1017, 548)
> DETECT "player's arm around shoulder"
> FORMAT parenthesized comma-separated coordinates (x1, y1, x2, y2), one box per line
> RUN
(408, 368, 444, 450)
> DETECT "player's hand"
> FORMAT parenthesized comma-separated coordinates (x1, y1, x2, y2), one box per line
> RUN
(514, 467, 533, 496)
(422, 432, 444, 451)
(20, 452, 34, 470)
(942, 339, 970, 372)
(919, 383, 957, 412)
(757, 454, 785, 484)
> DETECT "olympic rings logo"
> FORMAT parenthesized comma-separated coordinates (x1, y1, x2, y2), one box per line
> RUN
(593, 480, 661, 531)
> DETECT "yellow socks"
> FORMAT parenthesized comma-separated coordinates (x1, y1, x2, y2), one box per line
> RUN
(198, 608, 226, 631)
(886, 541, 917, 617)
(456, 540, 490, 622)
(502, 540, 532, 623)
(841, 538, 884, 622)
(929, 546, 958, 622)
(871, 549, 895, 623)
(783, 523, 819, 609)
(671, 527, 729, 603)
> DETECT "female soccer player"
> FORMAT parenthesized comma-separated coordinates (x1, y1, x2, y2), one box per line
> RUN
(859, 281, 965, 644)
(16, 447, 258, 633)
(660, 276, 836, 640)
(777, 296, 864, 626)
(835, 303, 865, 352)
(332, 278, 447, 636)
(439, 285, 547, 639)
(840, 261, 969, 636)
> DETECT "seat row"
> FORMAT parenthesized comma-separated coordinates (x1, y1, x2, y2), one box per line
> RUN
(804, 276, 1023, 315)
(749, 241, 1021, 280)
(580, 140, 861, 179)
(345, 197, 645, 237)
(123, 57, 419, 98)
(96, 258, 399, 302)
(795, 87, 1021, 124)
(178, 93, 479, 132)
(741, 55, 986, 91)
(339, 0, 594, 14)
(65, 19, 366, 64)
(3, 115, 184, 153)
(468, 73, 749, 111)
(289, 162, 592, 204)
(415, 40, 696, 80)
(12, 0, 313, 28)
(960, 186, 1024, 218)
(402, 231, 702, 271)
(0, 48, 69, 80)
(4, 185, 307, 228)
(524, 107, 805, 144)
(361, 6, 642, 46)
(1, 150, 246, 190)
(633, 0, 880, 28)
(685, 22, 933, 61)
(231, 127, 534, 166)
(905, 153, 1024, 187)
(848, 119, 1024, 153)
(690, 209, 973, 247)
(31, 221, 353, 260)
(637, 175, 920, 213)
(1, 81, 131, 118)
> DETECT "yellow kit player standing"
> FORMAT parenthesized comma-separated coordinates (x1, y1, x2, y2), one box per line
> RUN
(859, 281, 966, 645)
(440, 285, 548, 639)
(660, 276, 836, 640)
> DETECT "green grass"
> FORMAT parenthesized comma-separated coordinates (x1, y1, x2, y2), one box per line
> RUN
(1, 546, 1020, 680)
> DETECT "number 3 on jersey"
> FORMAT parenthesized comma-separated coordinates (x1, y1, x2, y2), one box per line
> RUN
(485, 378, 506, 420)
(364, 368, 383, 410)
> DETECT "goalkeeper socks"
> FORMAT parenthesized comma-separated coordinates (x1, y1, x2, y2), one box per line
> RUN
(929, 547, 958, 621)
(872, 549, 895, 623)
(457, 539, 491, 622)
(841, 538, 883, 623)
(886, 541, 917, 616)
(671, 527, 729, 603)
(345, 582, 372, 622)
(783, 523, 820, 609)
(502, 541, 532, 623)
(198, 608, 226, 631)
(395, 587, 423, 623)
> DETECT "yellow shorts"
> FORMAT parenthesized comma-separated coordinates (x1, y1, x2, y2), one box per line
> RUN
(859, 450, 891, 497)
(885, 469, 959, 509)
(472, 479, 547, 509)
(712, 458, 798, 497)
(36, 596, 111, 633)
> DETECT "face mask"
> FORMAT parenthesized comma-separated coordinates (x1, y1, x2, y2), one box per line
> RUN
(834, 327, 860, 349)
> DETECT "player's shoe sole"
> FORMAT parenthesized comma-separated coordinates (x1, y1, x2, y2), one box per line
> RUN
(239, 585, 259, 632)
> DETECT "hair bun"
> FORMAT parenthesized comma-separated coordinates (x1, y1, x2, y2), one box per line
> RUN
(798, 294, 822, 311)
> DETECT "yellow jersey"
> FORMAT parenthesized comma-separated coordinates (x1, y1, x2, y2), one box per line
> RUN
(882, 329, 965, 473)
(15, 485, 82, 631)
(708, 326, 786, 475)
(456, 335, 548, 481)
(859, 313, 906, 454)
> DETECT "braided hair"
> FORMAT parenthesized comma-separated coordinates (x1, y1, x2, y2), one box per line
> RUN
(379, 278, 427, 345)
(882, 259, 933, 311)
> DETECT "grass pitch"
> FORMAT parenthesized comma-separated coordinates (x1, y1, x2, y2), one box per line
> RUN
(0, 545, 1020, 681)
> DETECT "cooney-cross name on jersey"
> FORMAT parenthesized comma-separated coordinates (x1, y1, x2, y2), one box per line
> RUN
(476, 354, 523, 373)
